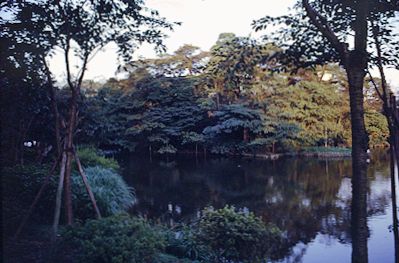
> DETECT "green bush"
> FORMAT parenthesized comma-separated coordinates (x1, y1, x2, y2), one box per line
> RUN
(163, 225, 215, 262)
(72, 166, 136, 218)
(75, 145, 119, 170)
(63, 214, 165, 263)
(194, 206, 283, 262)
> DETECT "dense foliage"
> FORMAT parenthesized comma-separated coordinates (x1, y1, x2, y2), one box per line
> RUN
(194, 206, 283, 262)
(63, 206, 284, 263)
(75, 146, 120, 171)
(63, 214, 166, 263)
(2, 151, 134, 224)
(78, 38, 389, 156)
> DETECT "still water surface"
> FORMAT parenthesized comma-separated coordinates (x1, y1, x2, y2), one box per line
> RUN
(121, 155, 397, 263)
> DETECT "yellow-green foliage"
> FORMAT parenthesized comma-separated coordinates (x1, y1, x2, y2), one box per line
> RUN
(75, 146, 119, 170)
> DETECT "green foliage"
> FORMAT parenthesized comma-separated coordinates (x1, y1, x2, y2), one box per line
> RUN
(265, 79, 346, 146)
(81, 40, 388, 155)
(2, 164, 57, 226)
(203, 104, 270, 154)
(2, 155, 133, 222)
(157, 145, 177, 155)
(194, 206, 283, 262)
(76, 146, 119, 170)
(72, 166, 136, 218)
(365, 110, 389, 148)
(63, 214, 166, 263)
(163, 225, 215, 262)
(181, 132, 205, 145)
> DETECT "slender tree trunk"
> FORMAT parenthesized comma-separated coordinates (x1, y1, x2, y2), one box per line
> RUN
(52, 149, 67, 241)
(149, 145, 152, 161)
(243, 128, 249, 143)
(390, 147, 399, 263)
(324, 127, 328, 148)
(43, 56, 62, 156)
(63, 98, 77, 225)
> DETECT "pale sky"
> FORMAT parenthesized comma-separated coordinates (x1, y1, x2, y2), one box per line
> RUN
(49, 0, 399, 90)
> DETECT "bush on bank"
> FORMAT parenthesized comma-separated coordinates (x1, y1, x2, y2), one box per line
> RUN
(62, 206, 285, 263)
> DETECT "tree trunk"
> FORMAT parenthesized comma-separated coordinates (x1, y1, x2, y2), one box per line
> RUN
(351, 155, 368, 263)
(52, 149, 67, 241)
(390, 148, 399, 263)
(63, 91, 78, 225)
(149, 145, 152, 162)
(346, 68, 369, 263)
(243, 128, 249, 143)
(324, 127, 328, 148)
(347, 4, 369, 259)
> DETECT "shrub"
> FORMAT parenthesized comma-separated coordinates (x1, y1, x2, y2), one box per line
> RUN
(63, 214, 165, 263)
(194, 206, 283, 262)
(72, 166, 136, 218)
(2, 164, 57, 226)
(75, 145, 119, 170)
(163, 225, 215, 262)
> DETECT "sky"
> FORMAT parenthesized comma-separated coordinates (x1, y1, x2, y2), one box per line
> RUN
(49, 0, 399, 90)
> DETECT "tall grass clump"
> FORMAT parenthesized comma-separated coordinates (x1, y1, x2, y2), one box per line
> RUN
(72, 166, 136, 218)
(75, 145, 119, 170)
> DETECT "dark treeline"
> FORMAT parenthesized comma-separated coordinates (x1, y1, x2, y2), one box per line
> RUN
(78, 34, 389, 158)
(2, 33, 390, 164)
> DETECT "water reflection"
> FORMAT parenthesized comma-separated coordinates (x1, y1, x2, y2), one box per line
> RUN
(390, 151, 399, 263)
(120, 154, 395, 262)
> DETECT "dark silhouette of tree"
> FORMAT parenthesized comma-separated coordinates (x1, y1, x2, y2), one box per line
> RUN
(1, 0, 177, 235)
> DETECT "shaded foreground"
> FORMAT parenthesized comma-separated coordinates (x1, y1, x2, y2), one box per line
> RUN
(2, 153, 398, 262)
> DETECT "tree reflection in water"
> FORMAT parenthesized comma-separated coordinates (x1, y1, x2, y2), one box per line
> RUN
(390, 150, 399, 263)
(351, 154, 369, 263)
(120, 153, 394, 262)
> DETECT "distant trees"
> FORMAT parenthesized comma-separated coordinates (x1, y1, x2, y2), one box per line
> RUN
(79, 37, 388, 157)
(253, 0, 398, 162)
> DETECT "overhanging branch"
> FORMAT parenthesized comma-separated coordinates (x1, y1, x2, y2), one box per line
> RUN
(302, 0, 348, 58)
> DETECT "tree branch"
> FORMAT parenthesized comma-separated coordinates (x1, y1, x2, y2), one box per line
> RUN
(64, 39, 75, 90)
(302, 0, 348, 58)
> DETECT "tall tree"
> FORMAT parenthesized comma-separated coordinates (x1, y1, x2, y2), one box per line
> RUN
(2, 0, 176, 226)
(254, 2, 398, 262)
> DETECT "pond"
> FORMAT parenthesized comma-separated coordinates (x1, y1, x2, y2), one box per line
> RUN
(120, 154, 398, 263)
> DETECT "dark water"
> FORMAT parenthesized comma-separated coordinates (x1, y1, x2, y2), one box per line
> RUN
(121, 154, 398, 263)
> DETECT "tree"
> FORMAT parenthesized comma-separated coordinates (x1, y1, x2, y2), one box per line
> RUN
(203, 104, 264, 154)
(0, 36, 53, 165)
(254, 2, 398, 261)
(2, 0, 177, 230)
(206, 34, 267, 104)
